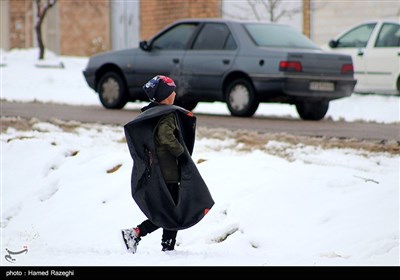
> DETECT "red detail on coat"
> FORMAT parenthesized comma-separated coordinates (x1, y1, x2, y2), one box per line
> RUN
(204, 208, 210, 215)
(134, 227, 141, 237)
(187, 111, 194, 117)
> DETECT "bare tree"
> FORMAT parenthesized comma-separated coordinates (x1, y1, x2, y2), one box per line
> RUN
(35, 0, 57, 60)
(224, 0, 302, 22)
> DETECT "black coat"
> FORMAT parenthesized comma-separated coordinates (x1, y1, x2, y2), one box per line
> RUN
(124, 105, 214, 231)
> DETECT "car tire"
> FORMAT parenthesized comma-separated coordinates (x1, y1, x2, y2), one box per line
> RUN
(175, 99, 198, 111)
(225, 79, 259, 117)
(97, 72, 128, 109)
(296, 101, 329, 121)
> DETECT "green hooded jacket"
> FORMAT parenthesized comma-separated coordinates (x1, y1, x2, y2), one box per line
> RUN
(155, 112, 184, 183)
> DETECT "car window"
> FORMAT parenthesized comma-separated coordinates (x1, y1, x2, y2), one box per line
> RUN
(244, 23, 318, 49)
(152, 23, 198, 50)
(337, 23, 376, 48)
(375, 23, 400, 47)
(224, 33, 237, 50)
(192, 23, 237, 50)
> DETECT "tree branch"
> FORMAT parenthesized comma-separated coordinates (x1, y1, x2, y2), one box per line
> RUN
(248, 0, 262, 21)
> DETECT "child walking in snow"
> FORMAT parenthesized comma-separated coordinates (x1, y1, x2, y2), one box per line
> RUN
(122, 75, 192, 253)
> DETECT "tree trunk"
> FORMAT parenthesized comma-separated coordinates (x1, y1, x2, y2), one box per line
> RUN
(35, 16, 45, 60)
(35, 0, 57, 60)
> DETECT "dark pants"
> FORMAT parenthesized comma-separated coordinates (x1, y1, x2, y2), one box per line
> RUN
(137, 220, 177, 241)
(137, 183, 179, 241)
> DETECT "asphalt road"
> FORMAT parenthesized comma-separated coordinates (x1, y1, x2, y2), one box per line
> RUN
(2, 101, 399, 141)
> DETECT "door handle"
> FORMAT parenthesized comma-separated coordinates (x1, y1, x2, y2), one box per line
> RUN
(222, 59, 230, 65)
(357, 49, 364, 56)
(172, 58, 180, 64)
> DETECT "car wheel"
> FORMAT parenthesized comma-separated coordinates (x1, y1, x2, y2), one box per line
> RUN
(296, 101, 329, 121)
(175, 99, 198, 111)
(225, 79, 259, 117)
(97, 72, 128, 109)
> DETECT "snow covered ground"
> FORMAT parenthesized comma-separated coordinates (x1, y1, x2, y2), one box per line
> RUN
(1, 49, 399, 266)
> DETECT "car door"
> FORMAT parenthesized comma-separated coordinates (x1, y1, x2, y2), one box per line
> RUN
(133, 23, 199, 90)
(330, 22, 377, 91)
(364, 22, 400, 91)
(181, 23, 238, 101)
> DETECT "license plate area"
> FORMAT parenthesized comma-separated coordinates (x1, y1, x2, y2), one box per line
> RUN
(309, 81, 335, 91)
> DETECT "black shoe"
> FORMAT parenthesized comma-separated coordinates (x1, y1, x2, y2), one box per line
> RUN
(161, 238, 176, 251)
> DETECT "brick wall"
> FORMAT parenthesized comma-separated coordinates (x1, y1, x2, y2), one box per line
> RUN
(8, 0, 221, 56)
(140, 0, 221, 40)
(9, 0, 33, 49)
(302, 0, 310, 38)
(8, 0, 110, 56)
(58, 0, 110, 56)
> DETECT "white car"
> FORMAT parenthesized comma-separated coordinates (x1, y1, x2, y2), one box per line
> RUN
(323, 19, 400, 95)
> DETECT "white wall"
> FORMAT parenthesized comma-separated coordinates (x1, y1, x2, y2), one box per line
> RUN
(312, 0, 400, 46)
(222, 0, 400, 46)
(222, 0, 303, 32)
(0, 0, 10, 51)
(111, 0, 140, 50)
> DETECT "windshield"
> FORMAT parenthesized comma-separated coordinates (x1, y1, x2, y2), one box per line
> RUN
(244, 23, 319, 49)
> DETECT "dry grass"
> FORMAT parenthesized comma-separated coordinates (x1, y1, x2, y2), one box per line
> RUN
(49, 118, 82, 133)
(211, 226, 240, 243)
(2, 117, 399, 155)
(1, 117, 33, 132)
(197, 158, 208, 164)
(68, 150, 79, 157)
(197, 127, 400, 156)
(107, 164, 122, 174)
(7, 135, 36, 142)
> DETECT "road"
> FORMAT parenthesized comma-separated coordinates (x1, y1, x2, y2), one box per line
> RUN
(2, 101, 399, 141)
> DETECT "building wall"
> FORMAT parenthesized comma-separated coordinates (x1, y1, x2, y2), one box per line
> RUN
(303, 0, 311, 37)
(110, 1, 140, 50)
(140, 0, 221, 40)
(7, 0, 111, 56)
(7, 0, 221, 56)
(1, 0, 10, 51)
(312, 0, 400, 45)
(9, 0, 34, 49)
(222, 0, 303, 32)
(58, 0, 110, 56)
(8, 0, 398, 56)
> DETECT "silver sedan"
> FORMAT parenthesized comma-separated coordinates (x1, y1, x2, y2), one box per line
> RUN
(83, 19, 356, 120)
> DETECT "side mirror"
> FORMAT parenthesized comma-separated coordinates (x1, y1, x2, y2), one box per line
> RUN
(139, 40, 150, 51)
(329, 39, 338, 48)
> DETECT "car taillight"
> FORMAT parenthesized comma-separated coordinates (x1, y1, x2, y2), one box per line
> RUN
(341, 64, 354, 74)
(279, 61, 302, 72)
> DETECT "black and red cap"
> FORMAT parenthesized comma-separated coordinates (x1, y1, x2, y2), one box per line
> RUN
(143, 75, 176, 102)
